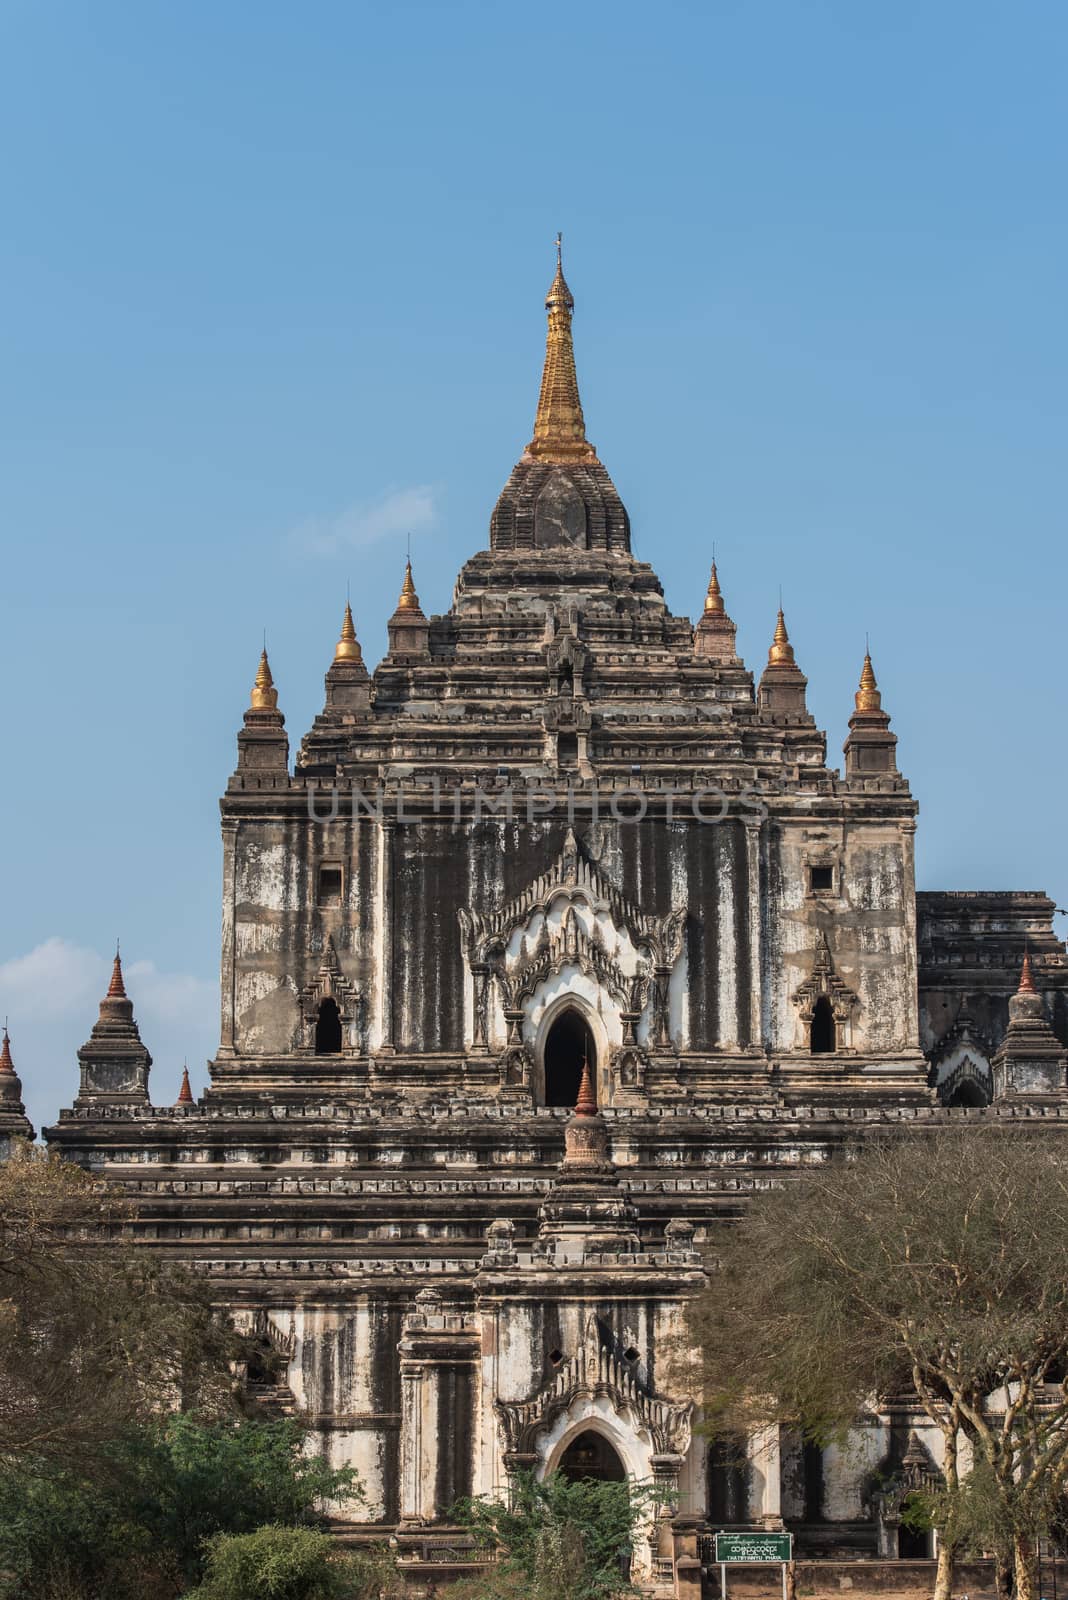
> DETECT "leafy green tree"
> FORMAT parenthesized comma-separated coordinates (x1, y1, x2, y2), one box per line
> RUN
(182, 1525, 399, 1600)
(452, 1469, 651, 1600)
(0, 1416, 363, 1599)
(687, 1128, 1068, 1600)
(0, 1144, 236, 1465)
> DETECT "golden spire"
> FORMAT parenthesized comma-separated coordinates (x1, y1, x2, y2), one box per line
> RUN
(526, 234, 598, 465)
(333, 602, 363, 665)
(394, 558, 422, 615)
(855, 650, 882, 713)
(249, 649, 279, 711)
(704, 561, 725, 615)
(767, 609, 795, 666)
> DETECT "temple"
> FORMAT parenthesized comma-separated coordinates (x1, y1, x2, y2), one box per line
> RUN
(35, 247, 1068, 1593)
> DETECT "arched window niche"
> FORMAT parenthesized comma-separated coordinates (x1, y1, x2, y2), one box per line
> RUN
(315, 996, 343, 1055)
(542, 1006, 596, 1108)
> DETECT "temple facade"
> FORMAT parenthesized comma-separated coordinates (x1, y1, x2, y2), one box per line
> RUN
(34, 248, 1068, 1594)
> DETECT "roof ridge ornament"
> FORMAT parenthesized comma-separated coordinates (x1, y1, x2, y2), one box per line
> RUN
(525, 234, 599, 465)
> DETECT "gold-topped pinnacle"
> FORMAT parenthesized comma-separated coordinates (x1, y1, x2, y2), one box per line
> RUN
(249, 649, 279, 711)
(704, 561, 725, 615)
(855, 650, 882, 713)
(333, 602, 363, 665)
(768, 609, 796, 666)
(526, 234, 598, 465)
(395, 558, 422, 615)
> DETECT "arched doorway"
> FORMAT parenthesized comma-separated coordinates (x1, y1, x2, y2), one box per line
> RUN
(810, 996, 836, 1054)
(543, 1008, 595, 1107)
(558, 1430, 627, 1483)
(315, 997, 342, 1054)
(945, 1079, 988, 1108)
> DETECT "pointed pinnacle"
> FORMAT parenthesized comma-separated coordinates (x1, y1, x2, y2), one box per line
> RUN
(333, 601, 363, 664)
(0, 1027, 14, 1075)
(855, 651, 882, 713)
(107, 951, 127, 999)
(704, 561, 725, 615)
(249, 648, 279, 711)
(395, 558, 422, 615)
(1019, 949, 1037, 994)
(176, 1065, 194, 1106)
(768, 609, 795, 666)
(574, 1053, 598, 1116)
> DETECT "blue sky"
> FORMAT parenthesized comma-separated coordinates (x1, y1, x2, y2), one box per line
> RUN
(1, 0, 1065, 1132)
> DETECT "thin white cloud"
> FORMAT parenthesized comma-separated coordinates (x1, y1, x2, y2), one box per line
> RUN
(0, 939, 217, 1136)
(288, 484, 437, 556)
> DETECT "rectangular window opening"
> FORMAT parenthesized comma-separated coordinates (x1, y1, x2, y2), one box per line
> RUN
(318, 865, 343, 908)
(809, 865, 834, 893)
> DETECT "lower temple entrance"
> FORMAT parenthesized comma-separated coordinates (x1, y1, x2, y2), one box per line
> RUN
(544, 1010, 596, 1107)
(558, 1431, 627, 1483)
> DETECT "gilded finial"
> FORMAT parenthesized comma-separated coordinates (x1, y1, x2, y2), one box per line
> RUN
(249, 649, 279, 711)
(395, 558, 421, 615)
(704, 561, 725, 615)
(855, 650, 882, 713)
(526, 236, 597, 464)
(768, 608, 795, 666)
(333, 602, 363, 665)
(1019, 949, 1037, 994)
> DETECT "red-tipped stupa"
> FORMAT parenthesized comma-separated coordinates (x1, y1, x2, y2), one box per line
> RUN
(107, 951, 127, 999)
(176, 1066, 193, 1106)
(1018, 950, 1037, 994)
(574, 1054, 597, 1116)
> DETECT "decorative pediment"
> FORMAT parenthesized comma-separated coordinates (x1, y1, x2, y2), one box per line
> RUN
(495, 1313, 692, 1462)
(459, 829, 685, 970)
(792, 931, 858, 1022)
(929, 1006, 993, 1067)
(299, 936, 363, 1040)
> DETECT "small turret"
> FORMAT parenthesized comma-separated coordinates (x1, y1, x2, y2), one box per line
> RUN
(75, 951, 152, 1108)
(234, 648, 289, 781)
(0, 1025, 35, 1154)
(175, 1065, 194, 1107)
(536, 1052, 640, 1262)
(758, 608, 809, 717)
(323, 602, 371, 715)
(386, 560, 430, 658)
(843, 650, 899, 779)
(992, 951, 1068, 1100)
(693, 560, 739, 663)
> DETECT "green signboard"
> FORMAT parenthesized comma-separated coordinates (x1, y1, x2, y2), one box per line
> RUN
(714, 1533, 793, 1565)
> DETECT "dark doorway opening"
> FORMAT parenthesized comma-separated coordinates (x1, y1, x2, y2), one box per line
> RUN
(315, 997, 343, 1054)
(544, 1009, 595, 1107)
(558, 1431, 626, 1483)
(897, 1495, 930, 1558)
(558, 731, 579, 768)
(707, 1437, 751, 1524)
(946, 1079, 988, 1108)
(810, 996, 836, 1054)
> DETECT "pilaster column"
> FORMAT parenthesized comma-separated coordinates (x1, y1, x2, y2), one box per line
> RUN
(743, 817, 765, 1052)
(750, 1423, 783, 1529)
(219, 818, 238, 1053)
(377, 817, 395, 1053)
(396, 1289, 480, 1528)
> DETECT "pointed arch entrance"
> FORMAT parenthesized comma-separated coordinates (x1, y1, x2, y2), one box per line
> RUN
(558, 1430, 627, 1483)
(543, 1008, 596, 1107)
